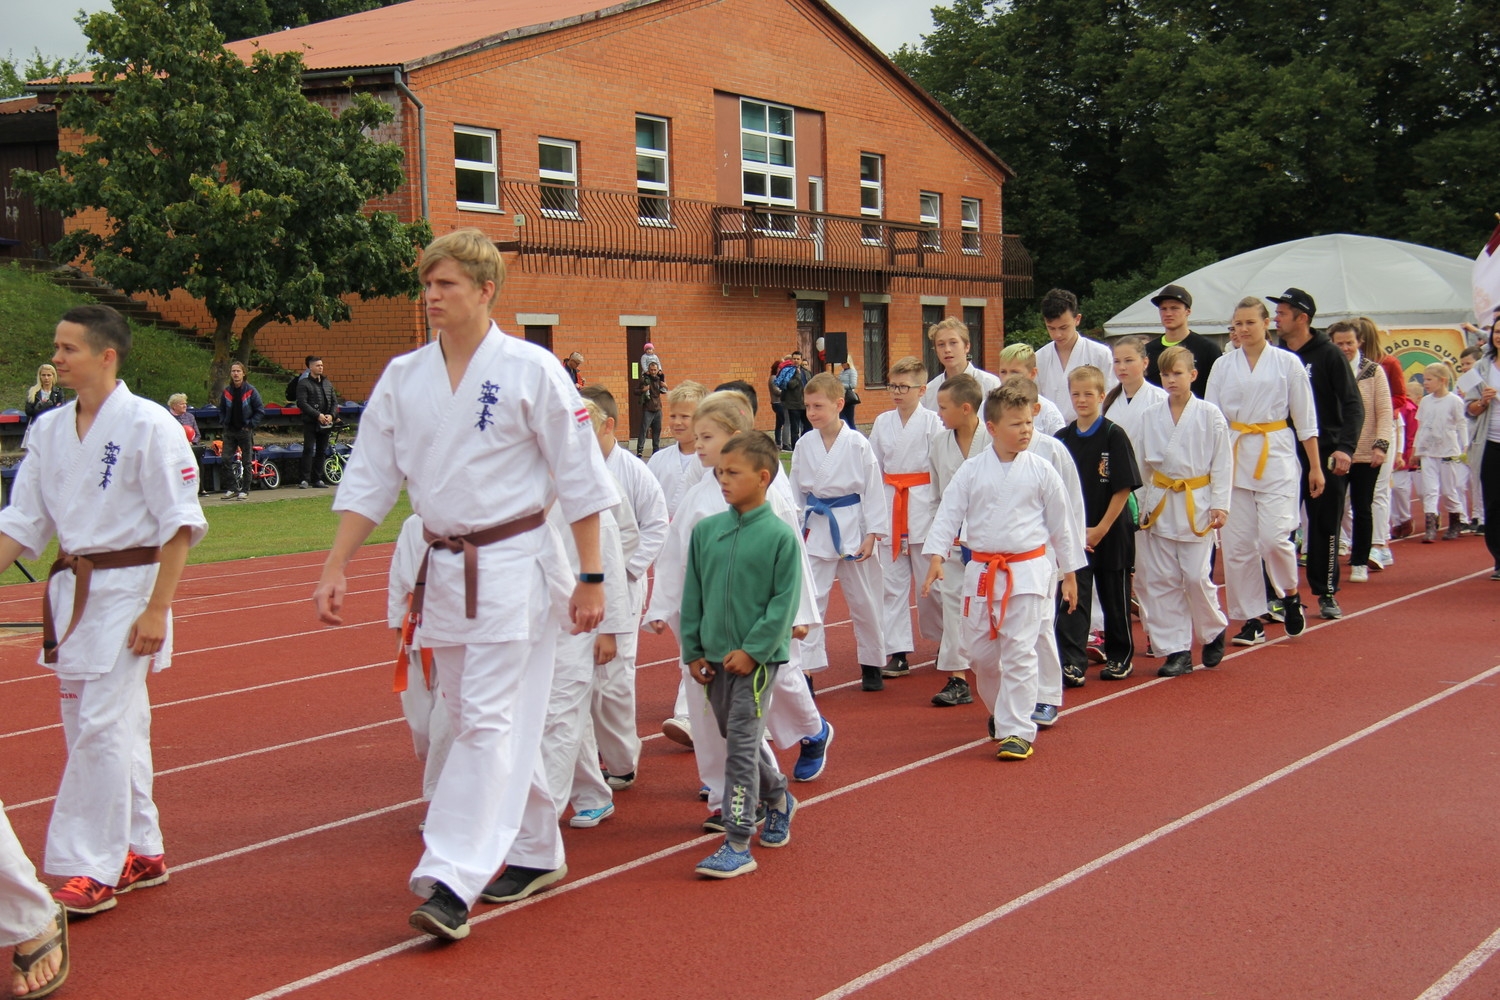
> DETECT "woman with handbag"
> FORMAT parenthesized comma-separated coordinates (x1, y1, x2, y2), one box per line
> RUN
(838, 358, 860, 429)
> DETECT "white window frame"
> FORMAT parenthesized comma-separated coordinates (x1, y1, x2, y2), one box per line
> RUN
(454, 125, 499, 212)
(860, 153, 884, 244)
(636, 114, 671, 227)
(539, 137, 580, 219)
(961, 196, 982, 254)
(740, 97, 797, 235)
(919, 190, 942, 251)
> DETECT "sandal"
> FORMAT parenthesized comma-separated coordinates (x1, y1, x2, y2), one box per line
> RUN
(12, 902, 69, 1000)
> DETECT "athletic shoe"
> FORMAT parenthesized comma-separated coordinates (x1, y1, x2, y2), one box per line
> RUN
(298, 480, 310, 489)
(1373, 545, 1394, 568)
(53, 876, 116, 915)
(1202, 629, 1226, 668)
(1391, 519, 1412, 539)
(222, 490, 234, 499)
(1031, 704, 1058, 728)
(987, 715, 997, 739)
(115, 852, 168, 894)
(1099, 659, 1133, 681)
(695, 843, 757, 878)
(1263, 599, 1285, 624)
(1423, 513, 1438, 543)
(1061, 663, 1086, 688)
(931, 676, 972, 706)
(793, 719, 833, 782)
(1143, 641, 1161, 658)
(569, 803, 615, 828)
(1157, 651, 1193, 677)
(661, 716, 693, 748)
(698, 785, 710, 801)
(1349, 565, 1369, 583)
(1468, 519, 1485, 535)
(313, 480, 329, 489)
(1490, 569, 1500, 581)
(1282, 595, 1306, 636)
(995, 735, 1034, 760)
(880, 653, 910, 678)
(861, 665, 885, 691)
(702, 804, 765, 834)
(1085, 631, 1106, 664)
(479, 864, 567, 904)
(1318, 595, 1342, 620)
(236, 491, 250, 500)
(604, 770, 635, 791)
(1232, 619, 1266, 646)
(409, 881, 469, 940)
(1443, 518, 1462, 541)
(759, 792, 796, 848)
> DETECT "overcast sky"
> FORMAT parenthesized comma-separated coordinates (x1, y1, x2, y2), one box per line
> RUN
(0, 0, 938, 62)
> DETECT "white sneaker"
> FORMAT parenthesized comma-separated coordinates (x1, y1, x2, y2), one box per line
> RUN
(1372, 546, 1394, 568)
(660, 716, 693, 748)
(1349, 565, 1369, 583)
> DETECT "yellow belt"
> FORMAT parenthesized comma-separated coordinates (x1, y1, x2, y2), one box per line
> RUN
(1230, 420, 1288, 480)
(1140, 471, 1213, 537)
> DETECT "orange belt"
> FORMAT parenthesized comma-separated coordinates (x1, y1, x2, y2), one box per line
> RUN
(968, 545, 1048, 638)
(1230, 420, 1288, 480)
(393, 592, 436, 693)
(883, 472, 931, 558)
(42, 546, 161, 664)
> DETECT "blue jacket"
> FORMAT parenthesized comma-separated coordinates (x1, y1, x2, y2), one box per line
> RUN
(221, 382, 264, 430)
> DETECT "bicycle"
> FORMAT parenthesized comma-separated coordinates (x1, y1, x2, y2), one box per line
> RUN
(322, 423, 352, 485)
(223, 445, 283, 493)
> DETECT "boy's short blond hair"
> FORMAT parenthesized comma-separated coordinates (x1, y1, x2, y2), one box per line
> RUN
(1423, 362, 1453, 387)
(1067, 364, 1107, 394)
(889, 355, 926, 380)
(937, 372, 983, 411)
(418, 228, 506, 289)
(1157, 344, 1194, 376)
(805, 372, 844, 404)
(694, 390, 755, 435)
(927, 316, 970, 345)
(999, 342, 1037, 368)
(983, 382, 1036, 424)
(580, 397, 607, 433)
(666, 380, 707, 410)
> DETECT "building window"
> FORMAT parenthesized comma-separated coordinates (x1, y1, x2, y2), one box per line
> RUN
(523, 325, 553, 352)
(539, 138, 579, 218)
(863, 303, 888, 385)
(741, 98, 796, 233)
(636, 115, 670, 225)
(963, 305, 985, 371)
(860, 153, 883, 244)
(455, 126, 499, 211)
(919, 191, 942, 251)
(961, 197, 982, 254)
(921, 303, 945, 379)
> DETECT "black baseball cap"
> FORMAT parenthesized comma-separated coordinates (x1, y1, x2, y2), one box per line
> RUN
(1266, 287, 1316, 319)
(1150, 284, 1192, 308)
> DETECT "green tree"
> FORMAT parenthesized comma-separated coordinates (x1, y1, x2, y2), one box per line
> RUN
(0, 51, 88, 100)
(209, 0, 408, 42)
(17, 0, 430, 394)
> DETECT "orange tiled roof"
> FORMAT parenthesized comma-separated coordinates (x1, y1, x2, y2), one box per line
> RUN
(226, 0, 662, 71)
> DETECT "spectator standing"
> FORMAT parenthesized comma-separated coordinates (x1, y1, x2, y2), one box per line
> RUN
(768, 354, 792, 448)
(220, 361, 264, 500)
(564, 352, 585, 388)
(1464, 316, 1500, 577)
(25, 364, 64, 419)
(837, 358, 860, 429)
(287, 355, 316, 403)
(297, 357, 338, 489)
(1143, 285, 1222, 399)
(1327, 321, 1393, 582)
(636, 361, 667, 456)
(775, 351, 811, 445)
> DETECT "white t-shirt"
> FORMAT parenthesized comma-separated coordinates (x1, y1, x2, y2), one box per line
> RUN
(1486, 363, 1500, 444)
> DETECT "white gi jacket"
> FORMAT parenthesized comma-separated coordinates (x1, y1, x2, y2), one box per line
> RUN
(646, 443, 706, 519)
(868, 406, 943, 547)
(1135, 397, 1234, 541)
(1035, 336, 1117, 424)
(921, 363, 1002, 412)
(1205, 346, 1318, 496)
(790, 424, 889, 560)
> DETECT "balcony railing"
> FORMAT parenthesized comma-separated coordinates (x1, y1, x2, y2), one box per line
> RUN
(492, 179, 1032, 297)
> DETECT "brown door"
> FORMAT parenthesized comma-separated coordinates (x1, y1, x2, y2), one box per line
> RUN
(964, 305, 985, 372)
(625, 325, 651, 438)
(796, 301, 824, 372)
(922, 304, 944, 379)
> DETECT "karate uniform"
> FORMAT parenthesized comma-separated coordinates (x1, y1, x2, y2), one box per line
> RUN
(868, 405, 944, 655)
(1105, 382, 1168, 453)
(1134, 398, 1232, 654)
(389, 515, 452, 801)
(921, 363, 1001, 412)
(925, 451, 1085, 742)
(1204, 346, 1318, 621)
(0, 811, 53, 948)
(1036, 337, 1117, 424)
(0, 383, 207, 885)
(1025, 432, 1087, 707)
(334, 324, 617, 907)
(928, 423, 991, 675)
(647, 442, 706, 519)
(791, 423, 889, 670)
(1034, 395, 1067, 437)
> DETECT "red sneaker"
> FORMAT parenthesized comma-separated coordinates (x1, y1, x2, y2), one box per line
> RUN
(53, 876, 117, 915)
(116, 852, 169, 893)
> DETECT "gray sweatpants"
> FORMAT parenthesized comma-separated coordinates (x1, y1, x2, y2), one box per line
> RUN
(705, 661, 787, 846)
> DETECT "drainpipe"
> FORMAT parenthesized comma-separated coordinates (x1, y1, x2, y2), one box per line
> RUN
(391, 68, 429, 223)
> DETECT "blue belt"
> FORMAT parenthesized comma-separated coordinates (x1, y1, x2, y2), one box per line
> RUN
(804, 493, 861, 557)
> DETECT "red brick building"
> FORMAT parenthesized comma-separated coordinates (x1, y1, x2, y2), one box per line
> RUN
(50, 0, 1032, 429)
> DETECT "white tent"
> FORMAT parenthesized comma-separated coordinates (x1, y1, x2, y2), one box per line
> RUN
(1103, 234, 1474, 337)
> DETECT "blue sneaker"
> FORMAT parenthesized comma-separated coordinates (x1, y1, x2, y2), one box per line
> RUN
(1031, 703, 1059, 728)
(568, 803, 614, 828)
(698, 785, 710, 801)
(759, 791, 796, 848)
(695, 843, 757, 878)
(793, 719, 833, 781)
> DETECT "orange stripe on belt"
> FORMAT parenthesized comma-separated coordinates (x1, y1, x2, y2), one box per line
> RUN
(967, 545, 1048, 638)
(883, 472, 931, 558)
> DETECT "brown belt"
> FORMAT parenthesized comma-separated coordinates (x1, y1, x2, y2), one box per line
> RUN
(413, 511, 547, 621)
(42, 546, 162, 664)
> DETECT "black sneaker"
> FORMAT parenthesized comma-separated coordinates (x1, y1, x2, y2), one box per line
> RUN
(880, 653, 910, 678)
(1061, 663, 1086, 688)
(479, 864, 568, 904)
(410, 881, 469, 940)
(1263, 598, 1285, 624)
(1202, 629, 1226, 668)
(1318, 595, 1342, 620)
(1099, 659, 1133, 681)
(1232, 619, 1265, 646)
(1282, 595, 1306, 636)
(930, 676, 972, 706)
(702, 804, 766, 834)
(1157, 651, 1193, 677)
(861, 665, 885, 691)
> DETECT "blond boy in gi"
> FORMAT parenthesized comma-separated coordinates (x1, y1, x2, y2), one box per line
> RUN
(997, 343, 1068, 436)
(921, 317, 1001, 413)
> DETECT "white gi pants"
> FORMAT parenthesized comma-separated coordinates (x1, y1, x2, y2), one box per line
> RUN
(801, 555, 886, 670)
(0, 810, 54, 948)
(413, 635, 561, 906)
(965, 592, 1045, 743)
(592, 580, 643, 777)
(1221, 486, 1299, 621)
(543, 631, 613, 819)
(1137, 532, 1226, 654)
(935, 551, 969, 675)
(1391, 470, 1415, 527)
(1035, 584, 1063, 707)
(47, 650, 160, 884)
(878, 540, 941, 654)
(1372, 457, 1394, 546)
(400, 650, 453, 801)
(1422, 460, 1468, 517)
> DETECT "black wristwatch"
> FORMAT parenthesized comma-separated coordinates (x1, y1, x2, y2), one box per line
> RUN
(577, 572, 605, 584)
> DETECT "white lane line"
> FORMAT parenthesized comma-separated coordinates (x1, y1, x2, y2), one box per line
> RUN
(174, 798, 426, 875)
(811, 662, 1500, 1000)
(175, 587, 385, 621)
(173, 573, 386, 610)
(1415, 925, 1500, 999)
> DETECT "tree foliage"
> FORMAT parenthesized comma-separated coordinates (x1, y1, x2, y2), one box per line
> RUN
(896, 0, 1500, 327)
(208, 0, 408, 42)
(0, 51, 88, 100)
(16, 0, 430, 393)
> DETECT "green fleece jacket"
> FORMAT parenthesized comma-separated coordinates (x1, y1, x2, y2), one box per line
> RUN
(680, 500, 802, 666)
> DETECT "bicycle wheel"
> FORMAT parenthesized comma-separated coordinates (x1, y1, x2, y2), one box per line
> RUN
(260, 460, 281, 490)
(323, 454, 344, 484)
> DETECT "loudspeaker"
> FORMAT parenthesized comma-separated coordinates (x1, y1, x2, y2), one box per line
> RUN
(821, 331, 848, 366)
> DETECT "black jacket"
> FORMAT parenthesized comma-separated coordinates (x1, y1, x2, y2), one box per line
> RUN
(1145, 330, 1222, 400)
(296, 375, 338, 426)
(1284, 331, 1363, 462)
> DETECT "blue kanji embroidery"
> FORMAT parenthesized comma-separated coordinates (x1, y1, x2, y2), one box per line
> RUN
(475, 380, 500, 431)
(99, 441, 120, 489)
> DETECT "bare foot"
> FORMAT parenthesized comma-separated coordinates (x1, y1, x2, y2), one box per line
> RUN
(11, 910, 65, 998)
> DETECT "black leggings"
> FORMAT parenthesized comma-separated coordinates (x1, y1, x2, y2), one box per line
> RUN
(1346, 462, 1380, 568)
(1483, 446, 1500, 571)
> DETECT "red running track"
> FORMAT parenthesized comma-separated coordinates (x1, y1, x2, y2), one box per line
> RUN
(2, 536, 1498, 999)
